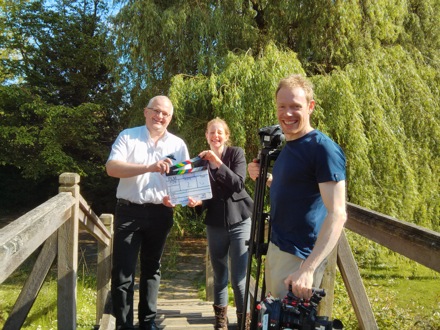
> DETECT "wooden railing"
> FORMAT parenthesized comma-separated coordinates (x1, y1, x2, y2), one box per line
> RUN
(2, 172, 439, 330)
(0, 173, 113, 330)
(206, 202, 440, 330)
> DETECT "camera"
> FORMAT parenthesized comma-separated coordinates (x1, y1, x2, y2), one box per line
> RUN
(258, 124, 285, 149)
(256, 289, 343, 329)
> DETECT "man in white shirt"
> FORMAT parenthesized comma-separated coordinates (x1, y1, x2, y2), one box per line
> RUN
(106, 95, 189, 330)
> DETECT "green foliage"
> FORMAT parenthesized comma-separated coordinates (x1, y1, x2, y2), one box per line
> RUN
(112, 0, 258, 103)
(113, 1, 439, 231)
(314, 46, 439, 229)
(169, 43, 304, 159)
(1, 0, 120, 107)
(0, 0, 126, 214)
(0, 256, 96, 330)
(169, 42, 439, 231)
(332, 232, 440, 329)
(171, 205, 206, 238)
(0, 85, 107, 178)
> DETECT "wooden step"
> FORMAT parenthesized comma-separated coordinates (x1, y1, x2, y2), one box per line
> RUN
(144, 299, 237, 329)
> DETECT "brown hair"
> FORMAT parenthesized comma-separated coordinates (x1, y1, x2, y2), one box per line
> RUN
(275, 74, 314, 104)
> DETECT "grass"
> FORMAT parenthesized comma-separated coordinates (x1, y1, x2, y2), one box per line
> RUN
(332, 232, 440, 329)
(0, 251, 99, 330)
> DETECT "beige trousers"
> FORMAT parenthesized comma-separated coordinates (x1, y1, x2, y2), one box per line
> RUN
(264, 241, 327, 299)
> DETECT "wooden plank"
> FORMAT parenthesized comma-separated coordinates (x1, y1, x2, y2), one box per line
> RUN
(3, 233, 57, 330)
(155, 299, 237, 329)
(78, 195, 111, 246)
(96, 214, 113, 327)
(97, 292, 116, 330)
(346, 203, 440, 272)
(78, 208, 111, 246)
(0, 193, 74, 284)
(337, 231, 378, 330)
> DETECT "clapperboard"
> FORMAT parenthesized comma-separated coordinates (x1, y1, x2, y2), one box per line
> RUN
(165, 156, 212, 206)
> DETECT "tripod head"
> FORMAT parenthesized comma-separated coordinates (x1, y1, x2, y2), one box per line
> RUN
(258, 124, 285, 150)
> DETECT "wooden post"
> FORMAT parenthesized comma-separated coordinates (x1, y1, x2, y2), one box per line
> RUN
(337, 231, 378, 329)
(318, 244, 338, 317)
(58, 173, 80, 330)
(96, 214, 113, 327)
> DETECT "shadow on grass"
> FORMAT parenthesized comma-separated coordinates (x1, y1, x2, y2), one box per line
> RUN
(22, 300, 57, 328)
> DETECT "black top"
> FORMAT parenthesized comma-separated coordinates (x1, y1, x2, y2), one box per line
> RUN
(197, 146, 253, 227)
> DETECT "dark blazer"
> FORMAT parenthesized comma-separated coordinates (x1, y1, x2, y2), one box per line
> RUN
(200, 146, 253, 227)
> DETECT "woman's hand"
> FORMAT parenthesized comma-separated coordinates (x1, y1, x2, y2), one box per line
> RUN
(199, 150, 222, 168)
(187, 196, 202, 208)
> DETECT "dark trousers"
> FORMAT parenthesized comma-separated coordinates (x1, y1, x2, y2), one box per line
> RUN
(111, 201, 173, 329)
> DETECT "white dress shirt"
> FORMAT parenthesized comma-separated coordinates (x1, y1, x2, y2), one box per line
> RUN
(107, 125, 190, 204)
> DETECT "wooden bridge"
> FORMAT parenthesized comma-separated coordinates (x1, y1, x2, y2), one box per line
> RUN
(1, 172, 439, 329)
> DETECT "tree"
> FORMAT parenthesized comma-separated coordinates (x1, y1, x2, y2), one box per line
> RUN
(112, 1, 439, 104)
(168, 43, 439, 231)
(112, 0, 439, 230)
(2, 0, 120, 106)
(0, 0, 126, 214)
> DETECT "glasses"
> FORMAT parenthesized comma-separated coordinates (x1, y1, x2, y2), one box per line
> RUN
(147, 107, 172, 119)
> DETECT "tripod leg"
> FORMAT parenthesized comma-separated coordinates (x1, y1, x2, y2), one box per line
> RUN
(242, 148, 274, 330)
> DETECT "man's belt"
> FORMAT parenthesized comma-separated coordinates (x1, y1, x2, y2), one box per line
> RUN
(117, 199, 160, 207)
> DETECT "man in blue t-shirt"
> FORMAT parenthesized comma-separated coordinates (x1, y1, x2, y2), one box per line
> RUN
(248, 74, 347, 300)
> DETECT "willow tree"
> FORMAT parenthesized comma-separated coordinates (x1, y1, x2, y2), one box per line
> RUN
(314, 46, 439, 230)
(168, 42, 439, 232)
(169, 43, 305, 159)
(112, 0, 439, 108)
(113, 1, 439, 229)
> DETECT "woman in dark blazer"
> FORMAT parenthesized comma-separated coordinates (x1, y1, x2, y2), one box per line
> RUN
(188, 117, 253, 330)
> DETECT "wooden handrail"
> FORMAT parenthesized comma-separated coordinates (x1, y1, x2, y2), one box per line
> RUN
(2, 172, 439, 329)
(0, 173, 114, 330)
(346, 202, 440, 272)
(79, 194, 112, 245)
(0, 192, 75, 284)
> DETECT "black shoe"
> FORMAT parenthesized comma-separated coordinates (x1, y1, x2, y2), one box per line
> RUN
(139, 321, 159, 330)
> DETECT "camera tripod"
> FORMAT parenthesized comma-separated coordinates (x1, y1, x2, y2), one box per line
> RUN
(241, 141, 281, 330)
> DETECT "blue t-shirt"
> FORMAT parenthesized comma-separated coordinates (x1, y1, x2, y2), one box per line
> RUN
(269, 129, 346, 259)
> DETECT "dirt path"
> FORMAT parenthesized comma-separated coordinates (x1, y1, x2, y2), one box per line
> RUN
(160, 237, 207, 299)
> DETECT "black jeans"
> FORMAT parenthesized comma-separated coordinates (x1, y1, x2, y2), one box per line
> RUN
(111, 201, 173, 329)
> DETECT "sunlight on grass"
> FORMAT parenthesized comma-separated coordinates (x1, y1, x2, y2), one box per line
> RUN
(332, 232, 440, 329)
(0, 263, 98, 330)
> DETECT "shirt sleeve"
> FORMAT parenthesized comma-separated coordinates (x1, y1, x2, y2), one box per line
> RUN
(107, 130, 129, 162)
(315, 139, 346, 183)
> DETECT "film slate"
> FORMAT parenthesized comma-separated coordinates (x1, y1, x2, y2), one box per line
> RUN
(165, 156, 212, 206)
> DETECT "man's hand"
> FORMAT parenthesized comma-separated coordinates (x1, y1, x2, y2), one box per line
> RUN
(283, 266, 315, 300)
(151, 158, 173, 174)
(162, 195, 175, 208)
(247, 159, 260, 181)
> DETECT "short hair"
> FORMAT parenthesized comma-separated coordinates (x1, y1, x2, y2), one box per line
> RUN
(147, 95, 174, 114)
(275, 74, 314, 104)
(206, 117, 232, 146)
